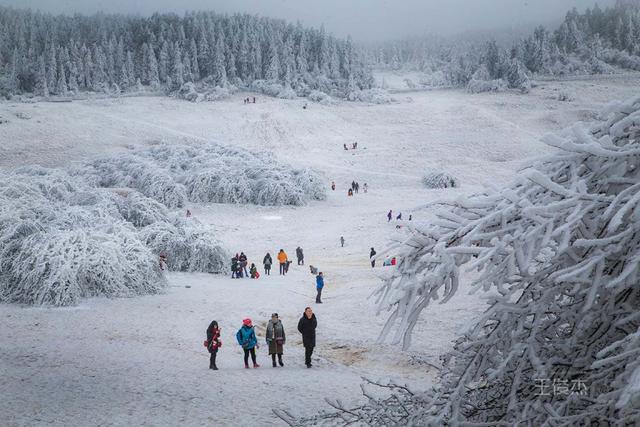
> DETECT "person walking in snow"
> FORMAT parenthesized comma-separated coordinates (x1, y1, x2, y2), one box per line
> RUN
(250, 263, 258, 279)
(278, 249, 288, 275)
(186, 209, 192, 218)
(331, 181, 336, 191)
(396, 212, 402, 220)
(340, 236, 345, 247)
(231, 255, 239, 278)
(205, 320, 222, 370)
(239, 252, 249, 277)
(296, 247, 304, 265)
(343, 143, 348, 151)
(298, 307, 317, 368)
(370, 247, 377, 268)
(263, 252, 273, 276)
(266, 313, 286, 367)
(236, 318, 260, 368)
(387, 210, 393, 222)
(315, 272, 324, 304)
(355, 182, 359, 194)
(348, 188, 353, 197)
(351, 181, 356, 191)
(363, 183, 368, 193)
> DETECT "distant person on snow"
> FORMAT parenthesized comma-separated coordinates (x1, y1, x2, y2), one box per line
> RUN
(343, 143, 348, 150)
(363, 183, 368, 193)
(355, 182, 359, 194)
(236, 318, 260, 368)
(315, 272, 324, 304)
(266, 313, 286, 367)
(348, 188, 353, 197)
(296, 246, 304, 265)
(278, 249, 288, 275)
(250, 263, 259, 279)
(309, 265, 318, 275)
(186, 209, 192, 218)
(205, 320, 222, 370)
(396, 213, 402, 220)
(351, 181, 356, 191)
(352, 142, 356, 149)
(331, 181, 336, 191)
(387, 210, 393, 222)
(239, 252, 249, 277)
(298, 307, 318, 368)
(263, 253, 273, 275)
(285, 260, 292, 273)
(340, 236, 345, 247)
(231, 255, 239, 278)
(253, 97, 256, 103)
(370, 247, 377, 268)
(409, 214, 412, 221)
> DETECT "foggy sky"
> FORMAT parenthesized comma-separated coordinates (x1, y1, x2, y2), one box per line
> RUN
(0, 0, 616, 41)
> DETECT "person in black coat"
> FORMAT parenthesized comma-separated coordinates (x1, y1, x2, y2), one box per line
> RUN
(206, 320, 222, 370)
(370, 247, 377, 268)
(297, 307, 317, 368)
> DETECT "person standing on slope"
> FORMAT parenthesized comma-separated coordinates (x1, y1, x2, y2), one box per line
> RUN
(370, 247, 377, 268)
(387, 210, 393, 222)
(278, 249, 288, 275)
(315, 272, 324, 304)
(236, 318, 260, 369)
(231, 254, 239, 278)
(263, 252, 273, 275)
(298, 307, 318, 368)
(239, 252, 249, 278)
(266, 313, 286, 367)
(205, 320, 222, 370)
(250, 263, 258, 279)
(296, 246, 304, 265)
(340, 236, 345, 247)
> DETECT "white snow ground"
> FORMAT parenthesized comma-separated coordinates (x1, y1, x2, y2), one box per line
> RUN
(1, 75, 639, 425)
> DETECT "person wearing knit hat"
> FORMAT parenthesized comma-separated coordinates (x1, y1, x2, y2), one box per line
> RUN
(266, 313, 286, 367)
(236, 318, 260, 368)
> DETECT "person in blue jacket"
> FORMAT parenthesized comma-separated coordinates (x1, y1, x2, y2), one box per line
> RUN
(315, 272, 324, 304)
(236, 318, 260, 368)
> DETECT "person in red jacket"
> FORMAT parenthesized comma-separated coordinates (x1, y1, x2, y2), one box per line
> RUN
(205, 320, 222, 370)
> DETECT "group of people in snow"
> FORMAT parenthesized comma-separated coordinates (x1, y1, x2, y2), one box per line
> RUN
(243, 97, 256, 104)
(233, 248, 305, 278)
(343, 142, 358, 150)
(387, 210, 412, 222)
(347, 181, 367, 197)
(205, 308, 318, 370)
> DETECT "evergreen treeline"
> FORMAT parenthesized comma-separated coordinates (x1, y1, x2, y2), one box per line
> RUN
(0, 7, 373, 98)
(370, 0, 640, 89)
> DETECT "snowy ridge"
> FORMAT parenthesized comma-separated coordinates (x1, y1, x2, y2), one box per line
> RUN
(0, 166, 228, 306)
(311, 95, 640, 424)
(81, 141, 326, 207)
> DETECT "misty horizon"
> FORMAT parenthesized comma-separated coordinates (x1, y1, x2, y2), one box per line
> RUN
(0, 0, 616, 42)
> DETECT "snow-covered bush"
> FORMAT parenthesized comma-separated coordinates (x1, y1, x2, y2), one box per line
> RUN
(176, 82, 200, 102)
(84, 142, 326, 207)
(250, 80, 286, 98)
(307, 90, 333, 105)
(422, 171, 459, 189)
(358, 95, 640, 425)
(602, 49, 640, 71)
(277, 85, 297, 99)
(203, 85, 232, 102)
(0, 165, 230, 306)
(557, 91, 573, 102)
(347, 88, 394, 104)
(467, 65, 507, 93)
(139, 218, 227, 273)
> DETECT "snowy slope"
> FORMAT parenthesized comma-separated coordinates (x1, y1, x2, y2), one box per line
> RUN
(1, 76, 639, 425)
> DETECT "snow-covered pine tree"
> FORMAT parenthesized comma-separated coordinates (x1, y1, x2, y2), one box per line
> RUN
(365, 95, 640, 425)
(35, 54, 48, 97)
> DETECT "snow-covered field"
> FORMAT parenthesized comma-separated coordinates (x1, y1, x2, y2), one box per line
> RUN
(1, 75, 639, 425)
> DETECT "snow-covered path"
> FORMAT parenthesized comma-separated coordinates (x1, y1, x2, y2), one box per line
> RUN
(1, 76, 638, 425)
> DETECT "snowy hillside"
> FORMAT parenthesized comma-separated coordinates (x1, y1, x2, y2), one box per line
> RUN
(1, 74, 639, 424)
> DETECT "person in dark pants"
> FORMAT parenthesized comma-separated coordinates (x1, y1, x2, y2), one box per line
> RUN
(297, 307, 317, 368)
(266, 313, 285, 367)
(296, 246, 304, 265)
(236, 318, 260, 368)
(370, 247, 377, 267)
(263, 252, 272, 275)
(278, 249, 288, 275)
(206, 320, 222, 370)
(239, 252, 248, 277)
(315, 272, 324, 303)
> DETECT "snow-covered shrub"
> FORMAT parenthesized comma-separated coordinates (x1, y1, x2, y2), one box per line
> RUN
(418, 70, 451, 88)
(347, 88, 394, 104)
(422, 171, 458, 189)
(277, 85, 297, 99)
(466, 65, 506, 93)
(601, 49, 640, 71)
(557, 91, 573, 102)
(250, 79, 285, 97)
(307, 90, 333, 105)
(203, 85, 231, 101)
(176, 82, 200, 102)
(506, 59, 531, 93)
(358, 95, 640, 425)
(139, 218, 228, 273)
(113, 190, 170, 227)
(84, 142, 326, 207)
